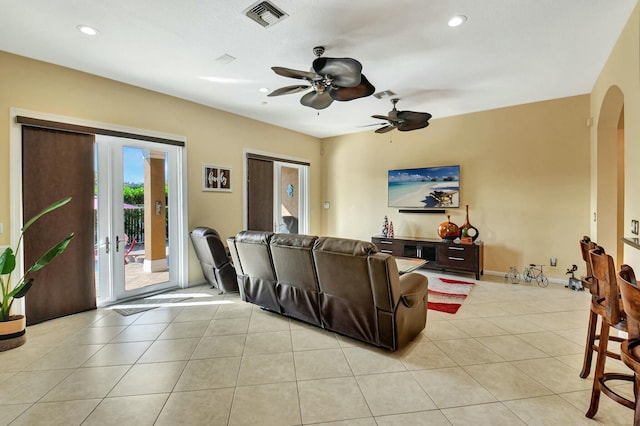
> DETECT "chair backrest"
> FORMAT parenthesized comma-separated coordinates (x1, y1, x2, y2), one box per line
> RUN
(232, 230, 279, 311)
(190, 227, 229, 268)
(270, 233, 321, 325)
(589, 245, 623, 325)
(618, 264, 640, 340)
(312, 237, 385, 344)
(580, 236, 597, 295)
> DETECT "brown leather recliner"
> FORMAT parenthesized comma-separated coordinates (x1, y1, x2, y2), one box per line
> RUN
(228, 231, 428, 350)
(227, 230, 280, 312)
(312, 237, 428, 350)
(270, 233, 322, 326)
(189, 227, 238, 293)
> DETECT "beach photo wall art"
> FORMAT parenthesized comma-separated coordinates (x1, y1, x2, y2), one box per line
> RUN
(388, 165, 460, 208)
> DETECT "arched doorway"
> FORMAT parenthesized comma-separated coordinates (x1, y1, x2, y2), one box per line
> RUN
(596, 85, 624, 265)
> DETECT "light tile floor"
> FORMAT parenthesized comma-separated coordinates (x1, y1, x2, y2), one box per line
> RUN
(0, 271, 634, 425)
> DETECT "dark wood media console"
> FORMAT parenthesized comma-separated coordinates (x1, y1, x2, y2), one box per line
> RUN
(372, 235, 484, 280)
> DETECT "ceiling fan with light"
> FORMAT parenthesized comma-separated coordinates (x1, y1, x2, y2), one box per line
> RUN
(371, 98, 432, 133)
(268, 46, 375, 110)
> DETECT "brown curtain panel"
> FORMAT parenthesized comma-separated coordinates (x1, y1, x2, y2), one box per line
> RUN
(247, 157, 274, 232)
(22, 127, 96, 325)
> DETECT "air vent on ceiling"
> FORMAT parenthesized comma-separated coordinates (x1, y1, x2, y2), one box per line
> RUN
(373, 90, 397, 100)
(215, 54, 236, 64)
(245, 1, 289, 28)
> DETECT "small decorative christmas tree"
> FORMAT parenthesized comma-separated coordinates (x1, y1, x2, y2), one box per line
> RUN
(382, 215, 389, 237)
(388, 221, 394, 238)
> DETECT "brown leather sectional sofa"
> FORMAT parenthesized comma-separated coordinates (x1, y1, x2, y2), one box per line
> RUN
(227, 231, 428, 350)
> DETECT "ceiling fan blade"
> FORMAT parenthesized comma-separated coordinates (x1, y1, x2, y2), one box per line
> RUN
(375, 125, 395, 134)
(312, 57, 362, 87)
(330, 74, 376, 101)
(271, 66, 319, 80)
(267, 85, 310, 97)
(300, 91, 334, 110)
(397, 120, 430, 131)
(397, 111, 433, 122)
(372, 114, 393, 121)
(395, 110, 432, 131)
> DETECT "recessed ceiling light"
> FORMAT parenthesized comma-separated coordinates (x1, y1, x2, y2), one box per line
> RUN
(259, 87, 270, 93)
(448, 15, 467, 27)
(77, 25, 99, 36)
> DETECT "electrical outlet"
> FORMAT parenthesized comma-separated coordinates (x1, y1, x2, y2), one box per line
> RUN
(632, 220, 639, 235)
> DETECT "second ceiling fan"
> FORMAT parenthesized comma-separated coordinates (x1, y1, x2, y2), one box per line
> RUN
(371, 98, 432, 133)
(268, 46, 375, 110)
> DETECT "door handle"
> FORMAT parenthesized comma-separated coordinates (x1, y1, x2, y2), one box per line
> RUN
(102, 237, 110, 254)
(115, 235, 122, 252)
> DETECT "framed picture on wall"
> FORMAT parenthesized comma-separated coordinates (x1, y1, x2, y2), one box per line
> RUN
(202, 164, 232, 192)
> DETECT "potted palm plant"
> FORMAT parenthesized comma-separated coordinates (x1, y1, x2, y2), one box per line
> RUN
(0, 197, 74, 350)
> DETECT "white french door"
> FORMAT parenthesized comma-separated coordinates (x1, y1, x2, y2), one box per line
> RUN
(95, 136, 181, 305)
(273, 161, 309, 234)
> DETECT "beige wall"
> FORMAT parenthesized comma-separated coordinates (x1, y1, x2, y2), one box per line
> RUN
(321, 96, 591, 279)
(5, 4, 638, 286)
(0, 51, 322, 283)
(591, 4, 640, 269)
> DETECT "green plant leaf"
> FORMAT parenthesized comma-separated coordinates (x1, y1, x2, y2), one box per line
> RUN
(21, 197, 72, 233)
(27, 233, 74, 274)
(11, 278, 33, 299)
(0, 248, 16, 275)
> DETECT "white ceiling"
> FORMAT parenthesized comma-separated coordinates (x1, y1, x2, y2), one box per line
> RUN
(0, 0, 636, 138)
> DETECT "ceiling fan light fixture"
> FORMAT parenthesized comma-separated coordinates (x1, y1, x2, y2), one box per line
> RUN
(371, 98, 431, 134)
(269, 46, 375, 109)
(448, 15, 467, 27)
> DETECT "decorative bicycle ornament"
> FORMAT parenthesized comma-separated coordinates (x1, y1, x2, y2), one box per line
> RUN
(522, 264, 549, 287)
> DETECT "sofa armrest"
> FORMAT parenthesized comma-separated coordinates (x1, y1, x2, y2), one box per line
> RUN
(399, 272, 428, 308)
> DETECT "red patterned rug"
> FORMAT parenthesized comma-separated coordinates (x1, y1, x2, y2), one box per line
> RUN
(427, 277, 475, 314)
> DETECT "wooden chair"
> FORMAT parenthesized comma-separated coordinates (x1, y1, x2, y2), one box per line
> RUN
(615, 264, 640, 425)
(580, 235, 608, 378)
(580, 236, 597, 292)
(585, 246, 627, 419)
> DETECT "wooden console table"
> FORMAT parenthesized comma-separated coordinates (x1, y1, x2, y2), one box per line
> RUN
(372, 235, 484, 280)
